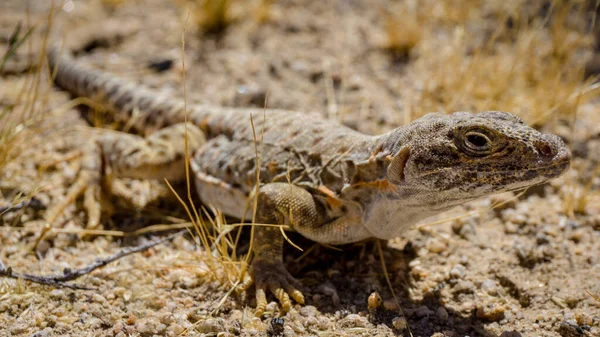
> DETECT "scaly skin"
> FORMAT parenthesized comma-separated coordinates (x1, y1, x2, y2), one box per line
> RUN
(46, 46, 571, 316)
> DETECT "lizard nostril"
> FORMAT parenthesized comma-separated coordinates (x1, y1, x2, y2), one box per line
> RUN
(536, 141, 555, 157)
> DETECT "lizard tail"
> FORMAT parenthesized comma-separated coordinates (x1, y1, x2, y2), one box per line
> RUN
(47, 45, 191, 134)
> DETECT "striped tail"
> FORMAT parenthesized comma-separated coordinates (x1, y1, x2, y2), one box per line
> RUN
(47, 45, 191, 135)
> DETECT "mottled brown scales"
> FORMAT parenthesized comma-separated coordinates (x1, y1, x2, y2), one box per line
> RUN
(46, 46, 571, 316)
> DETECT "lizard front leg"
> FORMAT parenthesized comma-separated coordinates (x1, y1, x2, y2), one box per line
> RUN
(249, 183, 322, 316)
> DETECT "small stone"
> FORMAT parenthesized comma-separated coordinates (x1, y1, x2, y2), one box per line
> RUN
(317, 317, 330, 330)
(504, 221, 519, 234)
(136, 319, 158, 335)
(126, 314, 136, 325)
(158, 312, 174, 325)
(410, 265, 429, 280)
(481, 279, 498, 296)
(368, 292, 383, 312)
(449, 265, 466, 279)
(453, 280, 475, 294)
(123, 291, 132, 302)
(113, 287, 126, 296)
(536, 233, 550, 245)
(414, 305, 433, 318)
(338, 314, 367, 328)
(558, 321, 586, 337)
(198, 318, 225, 333)
(436, 307, 449, 322)
(156, 324, 167, 333)
(113, 322, 124, 334)
(304, 316, 318, 327)
(476, 303, 506, 322)
(499, 331, 522, 337)
(392, 316, 408, 330)
(575, 312, 593, 326)
(31, 329, 51, 337)
(569, 229, 585, 243)
(92, 293, 106, 304)
(265, 301, 278, 313)
(427, 238, 447, 253)
(50, 289, 65, 300)
(169, 324, 184, 335)
(299, 305, 318, 317)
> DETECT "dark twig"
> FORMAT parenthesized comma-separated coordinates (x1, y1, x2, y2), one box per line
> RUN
(0, 230, 185, 290)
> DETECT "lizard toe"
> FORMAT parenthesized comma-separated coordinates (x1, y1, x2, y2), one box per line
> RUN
(251, 258, 304, 316)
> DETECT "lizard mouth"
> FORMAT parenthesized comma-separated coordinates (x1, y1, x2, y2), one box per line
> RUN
(413, 156, 571, 180)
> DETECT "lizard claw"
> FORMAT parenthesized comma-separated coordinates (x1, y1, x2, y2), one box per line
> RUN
(250, 258, 304, 317)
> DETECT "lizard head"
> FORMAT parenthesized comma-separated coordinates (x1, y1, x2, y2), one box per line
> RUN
(384, 111, 571, 201)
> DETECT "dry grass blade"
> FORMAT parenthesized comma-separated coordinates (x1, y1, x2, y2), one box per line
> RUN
(376, 240, 413, 337)
(0, 22, 36, 73)
(587, 290, 600, 303)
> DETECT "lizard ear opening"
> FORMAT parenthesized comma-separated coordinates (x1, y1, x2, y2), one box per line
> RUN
(387, 145, 410, 184)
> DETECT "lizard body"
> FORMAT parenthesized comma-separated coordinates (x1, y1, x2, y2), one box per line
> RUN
(46, 46, 571, 315)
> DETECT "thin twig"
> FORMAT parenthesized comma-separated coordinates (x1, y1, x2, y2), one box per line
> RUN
(0, 230, 185, 290)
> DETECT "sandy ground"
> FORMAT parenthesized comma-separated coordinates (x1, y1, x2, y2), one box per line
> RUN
(0, 1, 599, 336)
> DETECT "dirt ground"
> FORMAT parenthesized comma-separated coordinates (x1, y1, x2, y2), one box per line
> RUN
(1, 1, 599, 336)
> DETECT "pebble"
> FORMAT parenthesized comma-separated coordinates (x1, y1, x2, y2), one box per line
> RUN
(317, 317, 330, 330)
(436, 307, 449, 322)
(504, 221, 519, 234)
(367, 292, 383, 312)
(427, 238, 447, 253)
(169, 324, 184, 335)
(92, 293, 106, 304)
(476, 303, 506, 322)
(449, 265, 466, 279)
(112, 322, 124, 334)
(337, 314, 367, 328)
(158, 312, 174, 325)
(575, 311, 593, 326)
(299, 305, 318, 317)
(31, 329, 51, 337)
(197, 318, 225, 333)
(126, 314, 136, 325)
(50, 289, 65, 300)
(392, 316, 408, 330)
(414, 305, 433, 318)
(304, 316, 318, 327)
(453, 280, 475, 294)
(481, 279, 498, 296)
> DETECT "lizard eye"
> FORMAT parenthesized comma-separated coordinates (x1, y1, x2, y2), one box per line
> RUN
(461, 130, 493, 156)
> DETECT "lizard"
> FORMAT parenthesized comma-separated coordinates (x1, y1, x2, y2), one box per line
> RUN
(45, 45, 572, 316)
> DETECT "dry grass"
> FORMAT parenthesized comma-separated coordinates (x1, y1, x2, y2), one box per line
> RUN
(0, 9, 55, 214)
(173, 0, 234, 35)
(381, 0, 598, 127)
(377, 7, 421, 60)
